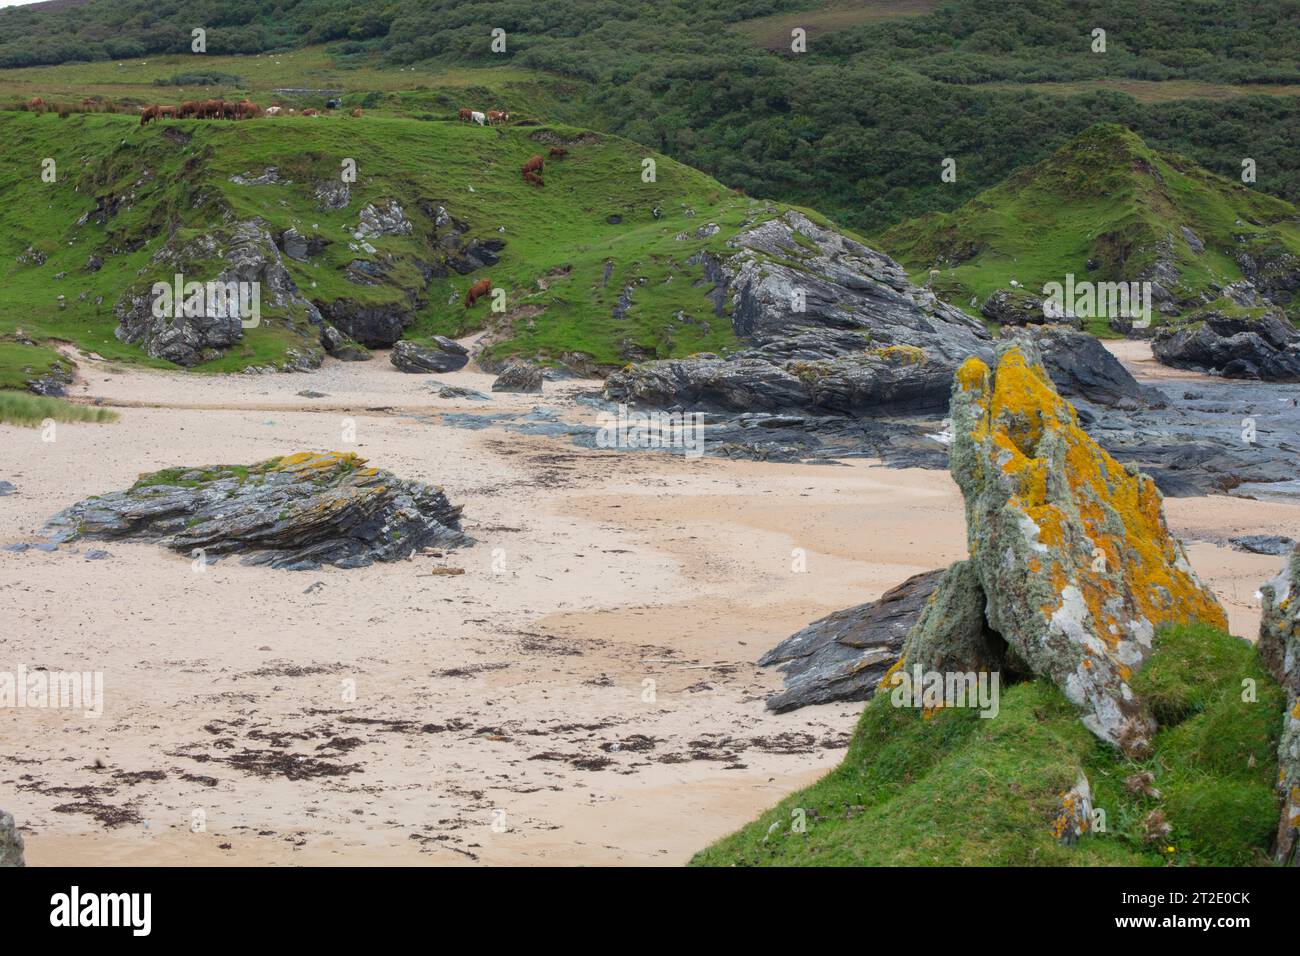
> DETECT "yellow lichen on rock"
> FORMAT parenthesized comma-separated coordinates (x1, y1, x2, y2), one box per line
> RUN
(946, 341, 1227, 756)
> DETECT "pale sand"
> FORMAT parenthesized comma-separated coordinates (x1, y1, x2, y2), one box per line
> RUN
(2, 345, 1297, 866)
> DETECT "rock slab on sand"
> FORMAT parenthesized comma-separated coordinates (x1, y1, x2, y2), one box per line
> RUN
(43, 451, 471, 571)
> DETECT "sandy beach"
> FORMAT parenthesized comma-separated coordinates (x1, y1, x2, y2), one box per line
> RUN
(3, 343, 1297, 865)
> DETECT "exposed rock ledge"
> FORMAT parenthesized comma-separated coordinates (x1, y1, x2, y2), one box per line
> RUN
(605, 210, 994, 416)
(44, 452, 470, 571)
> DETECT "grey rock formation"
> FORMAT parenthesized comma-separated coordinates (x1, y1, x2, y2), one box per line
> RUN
(391, 338, 469, 373)
(0, 810, 24, 867)
(605, 210, 992, 415)
(759, 569, 945, 712)
(321, 299, 415, 349)
(355, 200, 412, 239)
(1003, 325, 1165, 409)
(492, 363, 544, 393)
(1231, 534, 1296, 556)
(982, 287, 1081, 329)
(320, 325, 371, 361)
(115, 220, 324, 368)
(1153, 311, 1300, 381)
(43, 452, 471, 571)
(1258, 547, 1299, 865)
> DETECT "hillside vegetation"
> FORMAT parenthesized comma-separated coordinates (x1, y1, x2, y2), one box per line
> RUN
(1, 0, 1297, 234)
(0, 108, 798, 372)
(879, 124, 1300, 331)
(694, 623, 1285, 867)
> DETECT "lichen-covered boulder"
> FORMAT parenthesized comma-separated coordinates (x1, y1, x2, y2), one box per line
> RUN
(43, 452, 471, 571)
(1259, 547, 1299, 865)
(944, 341, 1226, 756)
(0, 809, 24, 867)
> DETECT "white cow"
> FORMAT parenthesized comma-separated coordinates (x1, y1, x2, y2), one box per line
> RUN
(264, 106, 282, 116)
(471, 110, 486, 126)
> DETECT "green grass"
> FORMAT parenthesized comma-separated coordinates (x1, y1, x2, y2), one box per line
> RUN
(0, 390, 116, 427)
(693, 622, 1284, 867)
(878, 124, 1300, 327)
(0, 107, 769, 371)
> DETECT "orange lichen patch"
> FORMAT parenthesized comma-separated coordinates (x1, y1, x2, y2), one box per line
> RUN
(978, 347, 1227, 644)
(1292, 698, 1300, 719)
(955, 356, 989, 392)
(878, 655, 906, 690)
(271, 451, 365, 475)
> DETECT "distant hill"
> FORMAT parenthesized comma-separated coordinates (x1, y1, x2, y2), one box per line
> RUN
(878, 124, 1300, 332)
(1, 0, 1298, 235)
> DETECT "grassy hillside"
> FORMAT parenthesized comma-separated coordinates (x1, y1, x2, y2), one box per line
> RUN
(878, 124, 1300, 331)
(0, 107, 784, 372)
(1, 0, 1298, 235)
(694, 623, 1285, 867)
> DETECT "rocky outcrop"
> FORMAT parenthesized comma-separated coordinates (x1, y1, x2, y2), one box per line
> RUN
(1153, 311, 1300, 381)
(605, 210, 992, 415)
(354, 200, 413, 240)
(759, 569, 945, 712)
(909, 341, 1226, 756)
(43, 452, 471, 571)
(0, 809, 24, 867)
(115, 220, 324, 368)
(982, 287, 1081, 329)
(320, 299, 417, 349)
(1259, 546, 1299, 865)
(320, 325, 370, 361)
(390, 338, 469, 373)
(760, 341, 1229, 757)
(492, 363, 544, 393)
(1003, 325, 1165, 409)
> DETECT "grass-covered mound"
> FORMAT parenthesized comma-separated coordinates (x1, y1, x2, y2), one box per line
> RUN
(693, 622, 1284, 867)
(878, 124, 1300, 334)
(0, 107, 794, 372)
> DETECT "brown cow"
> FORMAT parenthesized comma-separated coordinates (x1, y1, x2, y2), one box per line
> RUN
(487, 109, 508, 125)
(234, 99, 260, 119)
(350, 108, 363, 117)
(464, 278, 493, 308)
(140, 104, 162, 126)
(457, 107, 473, 122)
(302, 108, 319, 117)
(27, 97, 46, 113)
(548, 147, 567, 159)
(178, 101, 201, 118)
(523, 170, 544, 187)
(521, 154, 544, 175)
(159, 105, 178, 120)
